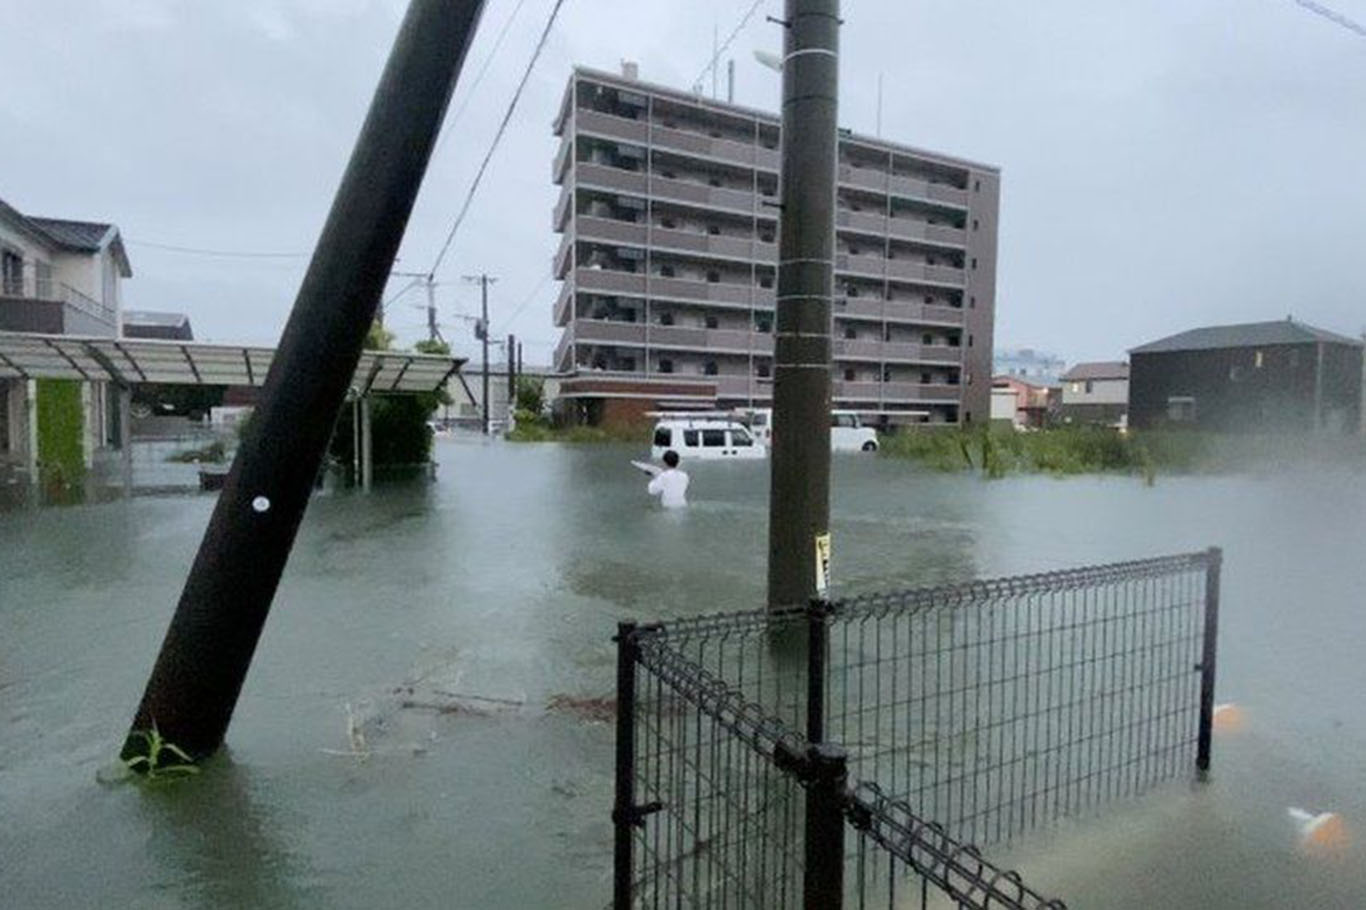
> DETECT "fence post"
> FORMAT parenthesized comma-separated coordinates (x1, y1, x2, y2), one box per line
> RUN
(1196, 546, 1222, 778)
(804, 743, 847, 910)
(807, 599, 830, 743)
(612, 622, 639, 910)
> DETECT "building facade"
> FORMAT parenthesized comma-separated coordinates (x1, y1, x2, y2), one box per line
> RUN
(0, 195, 131, 482)
(1059, 361, 1128, 426)
(991, 374, 1052, 428)
(550, 66, 999, 427)
(1128, 319, 1363, 434)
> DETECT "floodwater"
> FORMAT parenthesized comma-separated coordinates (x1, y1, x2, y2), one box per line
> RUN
(2, 437, 1364, 908)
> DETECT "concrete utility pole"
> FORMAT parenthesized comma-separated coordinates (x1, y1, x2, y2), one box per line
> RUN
(120, 0, 487, 765)
(767, 0, 839, 611)
(464, 274, 495, 434)
(425, 276, 441, 343)
(506, 333, 516, 414)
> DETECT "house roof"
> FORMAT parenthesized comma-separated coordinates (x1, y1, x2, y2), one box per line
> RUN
(1062, 361, 1129, 381)
(1130, 319, 1362, 354)
(0, 195, 132, 277)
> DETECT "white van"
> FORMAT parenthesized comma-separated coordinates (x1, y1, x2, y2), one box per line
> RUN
(831, 411, 879, 452)
(650, 417, 765, 461)
(731, 408, 879, 453)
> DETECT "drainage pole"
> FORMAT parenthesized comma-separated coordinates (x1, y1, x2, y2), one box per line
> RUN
(767, 0, 840, 611)
(120, 0, 487, 764)
(1196, 546, 1223, 778)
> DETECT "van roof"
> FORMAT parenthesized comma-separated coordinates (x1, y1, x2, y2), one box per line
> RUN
(654, 417, 748, 429)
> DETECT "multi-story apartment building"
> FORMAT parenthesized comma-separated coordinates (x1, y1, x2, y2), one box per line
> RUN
(550, 65, 999, 427)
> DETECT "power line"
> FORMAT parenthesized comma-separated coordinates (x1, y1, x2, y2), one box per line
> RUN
(127, 239, 306, 259)
(694, 0, 766, 92)
(1292, 0, 1366, 37)
(427, 0, 569, 279)
(433, 0, 533, 158)
(495, 274, 551, 332)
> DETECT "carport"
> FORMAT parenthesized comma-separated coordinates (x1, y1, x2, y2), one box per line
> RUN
(0, 330, 469, 493)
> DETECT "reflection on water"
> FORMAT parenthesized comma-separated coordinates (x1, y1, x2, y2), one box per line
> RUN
(2, 437, 1365, 907)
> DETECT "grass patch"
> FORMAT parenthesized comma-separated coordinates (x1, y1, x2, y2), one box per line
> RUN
(876, 426, 1348, 480)
(506, 411, 648, 444)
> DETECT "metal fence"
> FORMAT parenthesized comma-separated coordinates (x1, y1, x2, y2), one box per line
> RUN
(613, 549, 1222, 909)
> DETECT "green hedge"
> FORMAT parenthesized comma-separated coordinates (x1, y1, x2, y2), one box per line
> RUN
(36, 379, 86, 495)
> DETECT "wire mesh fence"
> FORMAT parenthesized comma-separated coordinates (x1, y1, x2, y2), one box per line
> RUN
(613, 549, 1221, 910)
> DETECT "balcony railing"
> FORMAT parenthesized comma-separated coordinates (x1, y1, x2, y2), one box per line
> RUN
(1, 265, 117, 330)
(575, 161, 648, 195)
(553, 283, 572, 326)
(573, 319, 647, 346)
(575, 108, 649, 143)
(553, 136, 573, 184)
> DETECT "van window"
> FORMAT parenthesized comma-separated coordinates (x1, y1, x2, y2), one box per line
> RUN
(751, 413, 767, 427)
(683, 429, 699, 447)
(833, 414, 857, 428)
(654, 427, 671, 447)
(702, 429, 726, 447)
(731, 429, 753, 447)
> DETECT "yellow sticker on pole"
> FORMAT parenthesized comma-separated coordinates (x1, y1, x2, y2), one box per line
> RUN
(814, 533, 831, 595)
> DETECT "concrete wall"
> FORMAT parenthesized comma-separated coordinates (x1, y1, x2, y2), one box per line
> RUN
(962, 170, 1000, 427)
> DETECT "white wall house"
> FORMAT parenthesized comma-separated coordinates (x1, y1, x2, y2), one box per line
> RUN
(1059, 361, 1129, 426)
(0, 195, 132, 481)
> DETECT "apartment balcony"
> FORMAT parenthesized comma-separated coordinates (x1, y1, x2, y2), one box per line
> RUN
(648, 175, 763, 215)
(835, 209, 887, 236)
(575, 161, 648, 195)
(712, 374, 760, 398)
(647, 324, 708, 348)
(648, 274, 756, 306)
(883, 382, 962, 402)
(553, 187, 572, 233)
(553, 282, 572, 326)
(884, 301, 966, 326)
(553, 235, 573, 280)
(573, 319, 647, 346)
(573, 267, 647, 296)
(577, 215, 648, 247)
(833, 297, 885, 319)
(0, 270, 117, 336)
(650, 226, 777, 263)
(887, 259, 966, 287)
(648, 123, 781, 172)
(890, 174, 969, 208)
(552, 136, 573, 185)
(838, 165, 887, 193)
(553, 331, 573, 372)
(835, 252, 887, 280)
(575, 108, 649, 144)
(833, 380, 884, 400)
(832, 339, 960, 364)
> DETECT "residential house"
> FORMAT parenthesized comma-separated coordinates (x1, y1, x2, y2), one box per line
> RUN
(1128, 318, 1363, 434)
(1059, 361, 1128, 426)
(990, 374, 1052, 429)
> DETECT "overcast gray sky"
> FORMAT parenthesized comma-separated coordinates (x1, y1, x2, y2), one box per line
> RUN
(3, 0, 1364, 366)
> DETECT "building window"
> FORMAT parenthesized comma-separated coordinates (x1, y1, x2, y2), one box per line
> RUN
(968, 334, 974, 347)
(971, 257, 978, 270)
(756, 362, 771, 378)
(661, 216, 677, 229)
(760, 230, 775, 243)
(847, 285, 860, 298)
(845, 326, 857, 339)
(758, 274, 773, 289)
(707, 225, 721, 236)
(948, 335, 960, 348)
(705, 315, 719, 329)
(1167, 396, 1196, 423)
(659, 264, 675, 278)
(755, 314, 772, 332)
(883, 325, 891, 342)
(922, 333, 934, 345)
(659, 311, 674, 326)
(1255, 350, 1264, 369)
(1085, 380, 1094, 393)
(921, 372, 933, 384)
(620, 357, 636, 372)
(969, 296, 976, 308)
(1070, 382, 1081, 394)
(659, 358, 674, 373)
(972, 219, 979, 231)
(704, 360, 719, 376)
(844, 368, 856, 381)
(882, 367, 892, 381)
(974, 179, 981, 192)
(706, 270, 721, 283)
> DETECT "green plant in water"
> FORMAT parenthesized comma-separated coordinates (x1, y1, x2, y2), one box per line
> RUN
(123, 724, 200, 779)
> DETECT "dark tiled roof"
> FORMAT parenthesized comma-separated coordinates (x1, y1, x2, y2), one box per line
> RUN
(1131, 319, 1362, 354)
(1061, 361, 1129, 381)
(27, 217, 113, 251)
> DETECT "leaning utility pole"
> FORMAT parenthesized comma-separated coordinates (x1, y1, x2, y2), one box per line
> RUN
(120, 0, 487, 765)
(464, 274, 495, 434)
(767, 0, 839, 611)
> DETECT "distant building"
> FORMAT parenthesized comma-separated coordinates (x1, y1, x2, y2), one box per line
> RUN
(551, 65, 1000, 428)
(993, 347, 1065, 385)
(991, 374, 1052, 428)
(1059, 361, 1128, 426)
(1, 194, 131, 479)
(1128, 318, 1363, 434)
(122, 310, 193, 341)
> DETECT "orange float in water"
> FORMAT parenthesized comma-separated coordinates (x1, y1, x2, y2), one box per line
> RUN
(1288, 808, 1350, 853)
(1212, 703, 1243, 732)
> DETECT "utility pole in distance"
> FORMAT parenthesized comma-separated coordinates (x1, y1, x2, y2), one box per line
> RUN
(120, 0, 488, 765)
(507, 333, 516, 416)
(767, 0, 839, 611)
(464, 273, 495, 434)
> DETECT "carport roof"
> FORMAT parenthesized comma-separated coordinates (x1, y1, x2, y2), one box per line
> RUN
(0, 331, 465, 395)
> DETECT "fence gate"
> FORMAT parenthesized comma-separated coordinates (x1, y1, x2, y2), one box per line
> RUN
(613, 549, 1222, 909)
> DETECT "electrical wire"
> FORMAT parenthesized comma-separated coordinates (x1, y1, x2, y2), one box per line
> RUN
(427, 0, 569, 280)
(693, 0, 767, 92)
(127, 239, 306, 259)
(495, 275, 552, 332)
(1291, 0, 1366, 37)
(433, 0, 533, 158)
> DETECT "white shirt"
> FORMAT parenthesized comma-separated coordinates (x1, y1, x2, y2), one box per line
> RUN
(647, 468, 690, 508)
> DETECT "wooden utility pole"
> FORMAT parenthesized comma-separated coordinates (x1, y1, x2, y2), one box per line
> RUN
(463, 274, 495, 434)
(120, 0, 487, 765)
(767, 0, 840, 611)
